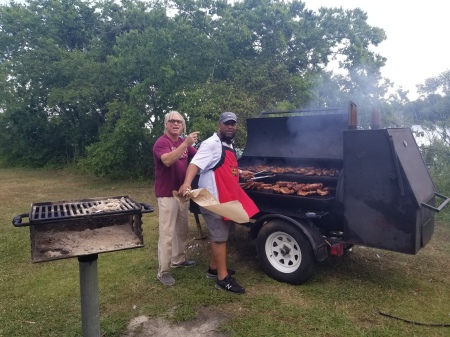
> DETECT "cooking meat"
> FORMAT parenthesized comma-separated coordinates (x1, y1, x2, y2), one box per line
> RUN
(240, 171, 254, 180)
(241, 165, 341, 177)
(280, 187, 295, 195)
(294, 167, 307, 175)
(316, 189, 329, 196)
(297, 190, 317, 196)
(240, 177, 332, 198)
(241, 181, 263, 190)
(304, 169, 316, 176)
(271, 167, 285, 174)
(301, 183, 323, 191)
(293, 183, 306, 191)
(284, 166, 296, 174)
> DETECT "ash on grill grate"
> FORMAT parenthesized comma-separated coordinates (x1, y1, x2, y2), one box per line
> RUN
(33, 224, 141, 259)
(86, 197, 129, 213)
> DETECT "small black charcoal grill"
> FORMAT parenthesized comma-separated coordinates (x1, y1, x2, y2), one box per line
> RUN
(13, 195, 153, 262)
(13, 195, 154, 337)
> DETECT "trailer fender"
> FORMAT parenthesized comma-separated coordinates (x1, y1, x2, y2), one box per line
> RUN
(250, 214, 328, 262)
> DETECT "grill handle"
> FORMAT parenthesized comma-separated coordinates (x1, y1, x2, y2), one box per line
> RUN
(140, 203, 154, 213)
(12, 213, 30, 227)
(421, 193, 450, 212)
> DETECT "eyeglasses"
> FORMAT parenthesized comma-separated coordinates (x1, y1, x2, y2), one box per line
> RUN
(168, 119, 183, 124)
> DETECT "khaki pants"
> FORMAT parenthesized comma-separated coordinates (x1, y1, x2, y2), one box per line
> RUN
(157, 197, 189, 276)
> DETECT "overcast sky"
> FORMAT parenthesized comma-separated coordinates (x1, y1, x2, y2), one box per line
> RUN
(2, 0, 448, 100)
(303, 0, 449, 100)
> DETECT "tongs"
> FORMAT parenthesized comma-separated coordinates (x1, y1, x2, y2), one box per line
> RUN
(247, 169, 275, 180)
(251, 174, 275, 180)
(253, 170, 268, 176)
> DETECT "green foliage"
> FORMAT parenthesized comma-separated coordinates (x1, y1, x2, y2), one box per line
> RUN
(79, 101, 153, 179)
(0, 0, 413, 177)
(404, 70, 450, 126)
(404, 70, 450, 205)
(177, 82, 259, 148)
(424, 139, 450, 194)
(0, 105, 69, 167)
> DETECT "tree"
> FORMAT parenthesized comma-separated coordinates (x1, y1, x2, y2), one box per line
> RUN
(407, 70, 450, 145)
(170, 0, 391, 129)
(79, 101, 153, 178)
(0, 0, 396, 178)
(0, 0, 103, 165)
(402, 70, 450, 194)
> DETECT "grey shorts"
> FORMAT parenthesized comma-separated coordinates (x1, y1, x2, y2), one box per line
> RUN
(200, 206, 235, 242)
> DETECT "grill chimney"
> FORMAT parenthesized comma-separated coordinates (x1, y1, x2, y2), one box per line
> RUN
(371, 106, 380, 129)
(348, 101, 358, 130)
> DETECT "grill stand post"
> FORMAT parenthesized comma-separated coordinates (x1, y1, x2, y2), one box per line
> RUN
(78, 254, 100, 337)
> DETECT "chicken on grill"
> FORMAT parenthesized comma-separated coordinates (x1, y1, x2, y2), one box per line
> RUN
(240, 180, 332, 197)
(241, 165, 340, 177)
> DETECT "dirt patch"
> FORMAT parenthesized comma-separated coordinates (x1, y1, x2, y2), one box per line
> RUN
(123, 307, 229, 337)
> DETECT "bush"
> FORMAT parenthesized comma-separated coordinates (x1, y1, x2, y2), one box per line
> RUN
(79, 103, 153, 179)
(423, 140, 450, 222)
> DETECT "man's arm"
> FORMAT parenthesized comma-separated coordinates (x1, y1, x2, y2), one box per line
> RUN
(160, 142, 189, 167)
(160, 132, 199, 167)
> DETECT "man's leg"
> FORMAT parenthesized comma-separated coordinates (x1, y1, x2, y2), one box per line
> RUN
(171, 199, 189, 265)
(211, 239, 245, 294)
(157, 198, 177, 277)
(210, 241, 227, 280)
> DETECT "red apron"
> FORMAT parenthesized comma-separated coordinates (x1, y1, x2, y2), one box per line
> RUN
(213, 146, 259, 220)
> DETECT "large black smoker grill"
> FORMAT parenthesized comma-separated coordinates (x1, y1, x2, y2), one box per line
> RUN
(13, 196, 154, 337)
(211, 102, 449, 285)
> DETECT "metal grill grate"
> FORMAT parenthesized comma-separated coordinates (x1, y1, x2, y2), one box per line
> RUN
(30, 196, 141, 222)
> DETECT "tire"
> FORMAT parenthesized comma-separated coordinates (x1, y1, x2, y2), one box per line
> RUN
(256, 220, 315, 285)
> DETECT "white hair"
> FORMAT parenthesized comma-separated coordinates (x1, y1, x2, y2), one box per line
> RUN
(164, 110, 186, 134)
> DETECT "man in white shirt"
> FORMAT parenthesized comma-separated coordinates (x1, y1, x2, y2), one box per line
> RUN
(179, 112, 258, 294)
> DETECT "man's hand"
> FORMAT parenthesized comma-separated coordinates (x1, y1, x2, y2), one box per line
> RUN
(240, 170, 254, 180)
(184, 131, 199, 146)
(178, 184, 192, 196)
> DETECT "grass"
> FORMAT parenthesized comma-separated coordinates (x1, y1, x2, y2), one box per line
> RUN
(1, 167, 450, 336)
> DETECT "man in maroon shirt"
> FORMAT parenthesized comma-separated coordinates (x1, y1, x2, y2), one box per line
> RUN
(153, 111, 199, 286)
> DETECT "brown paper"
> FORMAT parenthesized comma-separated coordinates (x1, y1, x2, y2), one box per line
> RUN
(172, 188, 249, 223)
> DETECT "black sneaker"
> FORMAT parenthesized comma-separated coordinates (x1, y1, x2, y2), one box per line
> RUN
(205, 267, 236, 279)
(215, 275, 245, 294)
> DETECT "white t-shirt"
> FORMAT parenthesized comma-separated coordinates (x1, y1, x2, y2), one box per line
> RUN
(190, 133, 233, 199)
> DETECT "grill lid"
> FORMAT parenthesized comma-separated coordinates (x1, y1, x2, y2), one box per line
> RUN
(241, 112, 349, 161)
(29, 196, 142, 223)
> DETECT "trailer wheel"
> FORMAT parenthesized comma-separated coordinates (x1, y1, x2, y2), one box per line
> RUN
(257, 220, 315, 285)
